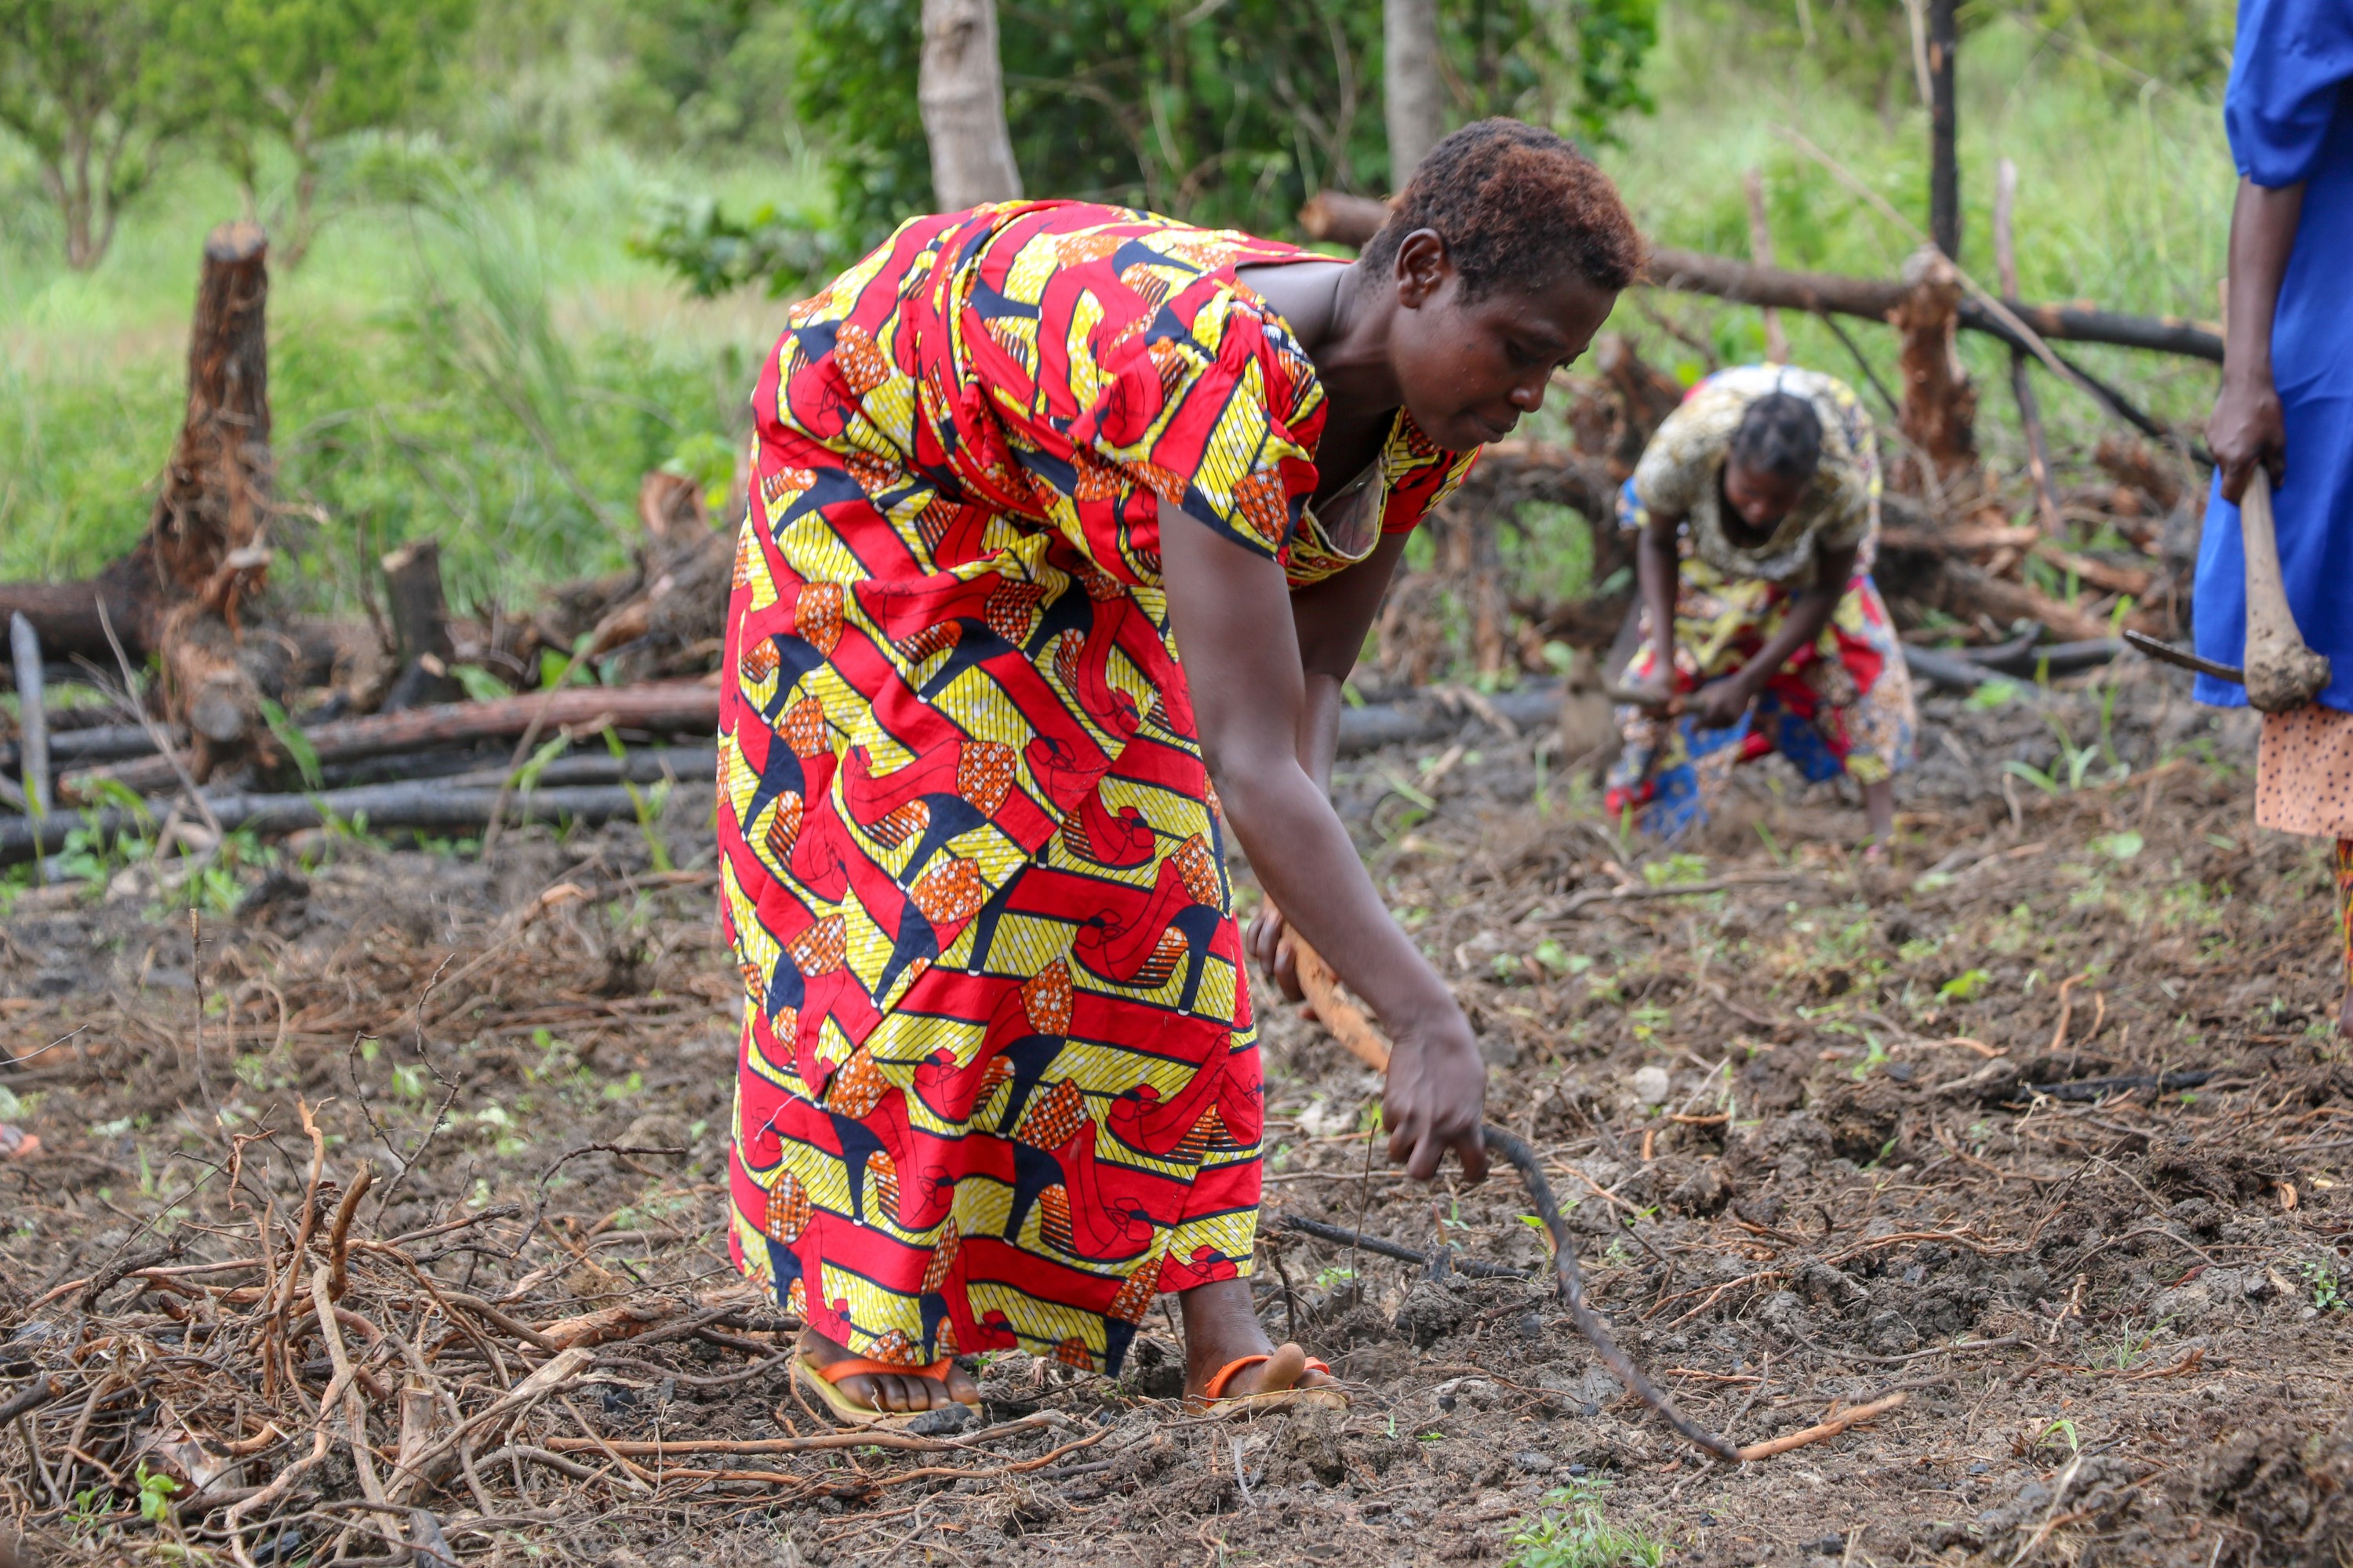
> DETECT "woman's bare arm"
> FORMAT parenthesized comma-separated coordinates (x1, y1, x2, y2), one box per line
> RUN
(2209, 177, 2305, 502)
(1158, 503, 1486, 1182)
(1631, 509, 1684, 696)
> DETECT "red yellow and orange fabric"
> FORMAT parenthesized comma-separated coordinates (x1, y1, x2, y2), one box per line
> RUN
(718, 201, 1474, 1373)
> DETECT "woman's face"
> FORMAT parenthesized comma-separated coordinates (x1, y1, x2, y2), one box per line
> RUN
(1722, 457, 1809, 532)
(1386, 230, 1620, 451)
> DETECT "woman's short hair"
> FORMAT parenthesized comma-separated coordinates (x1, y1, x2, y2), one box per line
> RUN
(1361, 118, 1646, 299)
(1729, 391, 1824, 481)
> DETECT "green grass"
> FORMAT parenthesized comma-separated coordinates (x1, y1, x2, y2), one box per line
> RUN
(1584, 9, 2231, 465)
(0, 4, 2232, 620)
(0, 136, 817, 615)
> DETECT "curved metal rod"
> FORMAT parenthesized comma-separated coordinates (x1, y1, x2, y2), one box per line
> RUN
(1275, 924, 1737, 1461)
(1479, 1123, 1740, 1463)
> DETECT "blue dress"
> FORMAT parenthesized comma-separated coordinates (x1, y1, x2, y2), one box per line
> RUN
(2193, 0, 2353, 714)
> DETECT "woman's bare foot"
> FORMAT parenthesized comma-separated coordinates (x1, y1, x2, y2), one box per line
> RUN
(798, 1328, 980, 1413)
(1177, 1278, 1335, 1402)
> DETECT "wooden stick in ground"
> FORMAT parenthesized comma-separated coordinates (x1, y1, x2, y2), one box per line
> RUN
(1742, 169, 1789, 365)
(9, 613, 50, 818)
(1279, 922, 1739, 1463)
(1735, 1391, 1907, 1461)
(1995, 159, 2061, 535)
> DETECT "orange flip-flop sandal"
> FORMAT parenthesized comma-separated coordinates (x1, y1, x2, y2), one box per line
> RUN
(1192, 1351, 1348, 1415)
(796, 1353, 980, 1430)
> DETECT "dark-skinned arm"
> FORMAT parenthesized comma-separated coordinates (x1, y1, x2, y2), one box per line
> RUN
(1246, 530, 1411, 1000)
(1628, 509, 1685, 702)
(1159, 502, 1487, 1182)
(1288, 529, 1411, 791)
(1692, 541, 1860, 729)
(2209, 176, 2305, 502)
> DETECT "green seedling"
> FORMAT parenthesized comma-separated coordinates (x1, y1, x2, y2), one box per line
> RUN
(1939, 969, 1992, 1002)
(136, 1463, 178, 1525)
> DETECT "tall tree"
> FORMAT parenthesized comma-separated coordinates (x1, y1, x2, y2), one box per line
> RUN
(198, 0, 477, 267)
(1384, 0, 1444, 187)
(918, 0, 1022, 209)
(0, 0, 180, 270)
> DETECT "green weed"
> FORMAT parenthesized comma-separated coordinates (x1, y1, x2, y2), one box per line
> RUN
(1507, 1479, 1666, 1568)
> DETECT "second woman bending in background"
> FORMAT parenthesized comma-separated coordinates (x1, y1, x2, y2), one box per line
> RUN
(1606, 365, 1916, 847)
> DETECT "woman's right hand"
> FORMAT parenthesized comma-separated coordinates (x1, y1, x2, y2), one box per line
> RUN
(1381, 990, 1490, 1184)
(2209, 372, 2286, 504)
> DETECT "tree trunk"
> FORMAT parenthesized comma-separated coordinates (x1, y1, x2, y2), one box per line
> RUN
(918, 0, 1022, 212)
(1384, 0, 1445, 190)
(1928, 0, 1959, 260)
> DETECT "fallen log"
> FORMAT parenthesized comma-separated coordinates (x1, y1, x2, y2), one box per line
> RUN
(1335, 682, 1560, 754)
(1902, 638, 2122, 692)
(1296, 194, 2223, 362)
(0, 781, 686, 866)
(63, 681, 722, 802)
(442, 744, 714, 789)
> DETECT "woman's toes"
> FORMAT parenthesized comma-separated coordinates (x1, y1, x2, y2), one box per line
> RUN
(1253, 1342, 1308, 1395)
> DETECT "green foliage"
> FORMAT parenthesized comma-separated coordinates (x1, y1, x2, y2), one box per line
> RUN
(1667, 0, 2226, 108)
(630, 187, 835, 297)
(0, 0, 186, 267)
(1508, 1479, 1666, 1568)
(607, 0, 798, 151)
(188, 0, 478, 262)
(776, 0, 1657, 263)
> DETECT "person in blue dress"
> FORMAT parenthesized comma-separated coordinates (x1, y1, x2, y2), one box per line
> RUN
(2196, 0, 2353, 1031)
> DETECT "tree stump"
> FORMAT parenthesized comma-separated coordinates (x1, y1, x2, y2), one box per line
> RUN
(379, 539, 465, 710)
(0, 224, 294, 777)
(1889, 245, 1978, 491)
(149, 224, 296, 775)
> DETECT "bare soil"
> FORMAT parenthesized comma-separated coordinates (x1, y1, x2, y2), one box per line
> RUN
(3, 663, 2349, 1568)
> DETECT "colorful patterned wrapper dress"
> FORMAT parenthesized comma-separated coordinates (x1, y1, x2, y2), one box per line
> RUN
(1604, 365, 1916, 836)
(718, 201, 1475, 1374)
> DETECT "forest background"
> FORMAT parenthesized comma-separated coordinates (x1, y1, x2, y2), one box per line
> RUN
(0, 0, 2240, 649)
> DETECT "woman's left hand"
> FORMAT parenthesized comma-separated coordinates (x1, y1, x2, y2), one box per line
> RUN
(1689, 675, 1756, 729)
(1246, 902, 1305, 1003)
